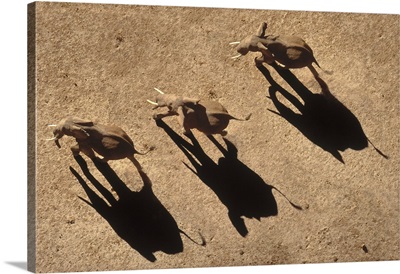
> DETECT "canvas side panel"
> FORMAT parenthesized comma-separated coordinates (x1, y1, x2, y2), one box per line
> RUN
(27, 2, 37, 273)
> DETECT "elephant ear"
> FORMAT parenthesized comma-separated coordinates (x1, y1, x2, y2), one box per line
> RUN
(183, 97, 200, 105)
(70, 124, 90, 139)
(256, 22, 268, 37)
(257, 41, 269, 52)
(71, 117, 94, 127)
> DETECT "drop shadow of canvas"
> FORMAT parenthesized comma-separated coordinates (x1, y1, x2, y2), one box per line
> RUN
(256, 62, 388, 163)
(156, 119, 301, 237)
(70, 155, 184, 262)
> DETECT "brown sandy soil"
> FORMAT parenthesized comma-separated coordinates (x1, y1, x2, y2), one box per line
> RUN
(28, 2, 399, 273)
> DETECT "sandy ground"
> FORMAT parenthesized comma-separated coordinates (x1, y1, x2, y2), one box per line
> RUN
(28, 2, 399, 273)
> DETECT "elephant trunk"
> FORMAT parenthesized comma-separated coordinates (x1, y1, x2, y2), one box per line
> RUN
(52, 130, 64, 148)
(55, 138, 61, 148)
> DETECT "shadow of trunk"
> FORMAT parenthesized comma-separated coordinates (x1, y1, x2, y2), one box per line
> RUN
(70, 155, 184, 262)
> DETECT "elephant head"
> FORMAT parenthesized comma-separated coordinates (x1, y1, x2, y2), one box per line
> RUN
(230, 22, 269, 58)
(147, 88, 200, 113)
(48, 116, 94, 148)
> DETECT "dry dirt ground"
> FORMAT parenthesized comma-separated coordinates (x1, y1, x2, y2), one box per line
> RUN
(28, 2, 399, 273)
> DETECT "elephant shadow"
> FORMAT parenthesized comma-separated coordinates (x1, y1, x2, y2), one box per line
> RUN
(256, 63, 387, 163)
(156, 119, 300, 237)
(70, 155, 184, 262)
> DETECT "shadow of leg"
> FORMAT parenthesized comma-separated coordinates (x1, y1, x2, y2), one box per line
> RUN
(228, 211, 248, 237)
(70, 155, 183, 262)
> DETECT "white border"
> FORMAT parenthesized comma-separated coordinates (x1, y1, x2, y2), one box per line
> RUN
(0, 1, 398, 274)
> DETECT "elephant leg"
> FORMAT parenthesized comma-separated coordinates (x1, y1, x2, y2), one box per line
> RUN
(257, 43, 275, 64)
(181, 118, 193, 135)
(308, 64, 321, 79)
(182, 128, 193, 136)
(254, 55, 265, 64)
(79, 144, 96, 159)
(127, 155, 143, 171)
(70, 144, 81, 156)
(308, 64, 334, 98)
(315, 75, 333, 98)
(153, 111, 176, 120)
(176, 107, 192, 135)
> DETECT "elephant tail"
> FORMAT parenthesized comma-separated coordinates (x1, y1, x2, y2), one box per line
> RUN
(179, 229, 206, 246)
(271, 185, 303, 210)
(231, 113, 252, 121)
(313, 58, 333, 75)
(134, 145, 155, 155)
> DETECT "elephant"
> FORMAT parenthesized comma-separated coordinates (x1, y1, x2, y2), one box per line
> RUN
(48, 116, 147, 170)
(147, 88, 251, 136)
(230, 22, 331, 84)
